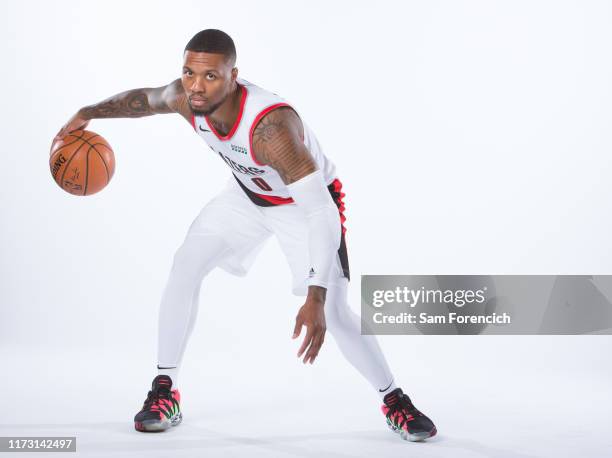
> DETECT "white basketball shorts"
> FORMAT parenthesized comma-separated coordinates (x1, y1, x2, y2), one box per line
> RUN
(185, 176, 350, 296)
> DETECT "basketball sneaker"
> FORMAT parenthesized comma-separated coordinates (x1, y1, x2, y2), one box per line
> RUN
(381, 388, 437, 441)
(134, 375, 182, 432)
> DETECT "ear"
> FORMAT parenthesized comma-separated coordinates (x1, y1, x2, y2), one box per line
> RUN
(231, 67, 238, 81)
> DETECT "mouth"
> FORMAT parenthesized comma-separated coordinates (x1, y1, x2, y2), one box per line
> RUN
(189, 96, 208, 108)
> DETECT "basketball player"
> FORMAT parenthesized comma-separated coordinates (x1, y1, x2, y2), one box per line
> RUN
(55, 29, 437, 442)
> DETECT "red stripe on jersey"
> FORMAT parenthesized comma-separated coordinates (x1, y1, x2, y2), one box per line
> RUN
(248, 102, 292, 166)
(331, 178, 348, 235)
(205, 84, 247, 141)
(232, 173, 294, 206)
(257, 193, 295, 205)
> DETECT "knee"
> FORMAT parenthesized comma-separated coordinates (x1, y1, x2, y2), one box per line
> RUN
(168, 248, 203, 284)
(323, 281, 353, 330)
(170, 234, 228, 277)
(324, 300, 352, 332)
(172, 241, 197, 266)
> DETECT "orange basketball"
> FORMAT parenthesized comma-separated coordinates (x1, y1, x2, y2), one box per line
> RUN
(49, 129, 115, 196)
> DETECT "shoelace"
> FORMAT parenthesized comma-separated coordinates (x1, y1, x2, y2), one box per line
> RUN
(142, 389, 172, 411)
(386, 394, 422, 429)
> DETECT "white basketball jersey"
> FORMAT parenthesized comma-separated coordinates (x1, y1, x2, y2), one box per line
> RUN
(190, 78, 336, 206)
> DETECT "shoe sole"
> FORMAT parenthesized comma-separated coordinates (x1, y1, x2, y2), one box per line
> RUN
(135, 412, 183, 432)
(387, 422, 437, 442)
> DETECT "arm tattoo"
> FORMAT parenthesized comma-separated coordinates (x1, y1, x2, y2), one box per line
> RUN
(79, 80, 188, 120)
(80, 89, 159, 119)
(252, 107, 316, 184)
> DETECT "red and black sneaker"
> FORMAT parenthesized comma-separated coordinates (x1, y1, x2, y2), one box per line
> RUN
(381, 388, 437, 442)
(134, 375, 182, 432)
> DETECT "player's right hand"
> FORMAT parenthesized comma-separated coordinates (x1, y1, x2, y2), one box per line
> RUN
(54, 111, 90, 143)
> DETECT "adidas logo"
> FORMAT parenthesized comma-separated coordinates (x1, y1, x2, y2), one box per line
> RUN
(309, 268, 316, 278)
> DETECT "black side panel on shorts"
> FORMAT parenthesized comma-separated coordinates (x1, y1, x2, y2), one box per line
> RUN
(327, 181, 351, 281)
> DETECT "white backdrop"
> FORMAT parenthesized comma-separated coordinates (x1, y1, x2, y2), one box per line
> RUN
(1, 1, 611, 457)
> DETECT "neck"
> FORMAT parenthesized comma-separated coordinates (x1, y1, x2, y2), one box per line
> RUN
(207, 81, 241, 136)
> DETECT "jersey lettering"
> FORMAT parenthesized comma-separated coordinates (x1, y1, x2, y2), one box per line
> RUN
(217, 151, 265, 176)
(193, 78, 336, 203)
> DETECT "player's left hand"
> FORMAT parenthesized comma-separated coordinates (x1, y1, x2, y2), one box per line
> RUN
(293, 301, 326, 364)
(54, 110, 91, 143)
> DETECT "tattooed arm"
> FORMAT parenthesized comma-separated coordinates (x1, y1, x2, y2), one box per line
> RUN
(54, 79, 191, 141)
(251, 107, 321, 300)
(251, 107, 342, 365)
(252, 107, 315, 184)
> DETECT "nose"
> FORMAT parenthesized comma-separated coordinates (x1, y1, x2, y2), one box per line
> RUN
(190, 75, 206, 93)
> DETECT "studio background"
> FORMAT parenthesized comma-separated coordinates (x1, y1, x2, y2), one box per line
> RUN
(1, 1, 611, 457)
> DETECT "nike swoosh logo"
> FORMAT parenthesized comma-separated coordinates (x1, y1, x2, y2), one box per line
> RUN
(199, 125, 211, 133)
(379, 380, 393, 392)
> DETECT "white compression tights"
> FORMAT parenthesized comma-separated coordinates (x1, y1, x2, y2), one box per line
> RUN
(156, 233, 231, 385)
(323, 277, 396, 397)
(157, 233, 397, 398)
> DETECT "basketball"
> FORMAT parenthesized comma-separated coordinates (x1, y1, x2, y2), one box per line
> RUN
(49, 129, 115, 196)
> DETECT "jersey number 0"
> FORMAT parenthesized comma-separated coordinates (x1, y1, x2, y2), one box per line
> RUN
(251, 177, 272, 191)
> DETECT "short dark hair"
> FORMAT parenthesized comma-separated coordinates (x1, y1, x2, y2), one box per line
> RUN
(184, 29, 236, 65)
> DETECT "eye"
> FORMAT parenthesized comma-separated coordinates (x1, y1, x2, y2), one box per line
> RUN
(206, 73, 216, 80)
(183, 69, 193, 77)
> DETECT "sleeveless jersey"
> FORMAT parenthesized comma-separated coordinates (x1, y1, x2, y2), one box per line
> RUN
(190, 78, 337, 206)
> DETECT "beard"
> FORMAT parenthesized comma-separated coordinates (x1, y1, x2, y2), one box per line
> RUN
(189, 91, 229, 116)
